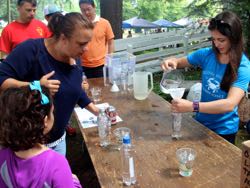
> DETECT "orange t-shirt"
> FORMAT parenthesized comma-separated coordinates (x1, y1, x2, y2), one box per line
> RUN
(0, 19, 50, 54)
(81, 18, 114, 68)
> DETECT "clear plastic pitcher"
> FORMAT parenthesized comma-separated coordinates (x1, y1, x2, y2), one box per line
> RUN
(133, 72, 153, 100)
(103, 52, 136, 87)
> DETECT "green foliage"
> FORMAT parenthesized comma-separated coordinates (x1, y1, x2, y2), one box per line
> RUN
(123, 0, 191, 22)
(186, 0, 250, 56)
(164, 0, 189, 21)
(0, 0, 79, 22)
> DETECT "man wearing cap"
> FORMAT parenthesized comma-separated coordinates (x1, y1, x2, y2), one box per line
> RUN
(0, 0, 50, 59)
(44, 4, 62, 22)
(79, 0, 114, 78)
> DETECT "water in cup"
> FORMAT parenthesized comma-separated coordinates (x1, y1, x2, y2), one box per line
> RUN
(90, 87, 101, 103)
(113, 127, 131, 150)
(176, 148, 196, 177)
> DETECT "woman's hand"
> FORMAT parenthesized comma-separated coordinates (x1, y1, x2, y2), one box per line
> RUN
(171, 98, 193, 113)
(161, 57, 178, 71)
(85, 102, 100, 116)
(82, 80, 89, 90)
(40, 71, 61, 95)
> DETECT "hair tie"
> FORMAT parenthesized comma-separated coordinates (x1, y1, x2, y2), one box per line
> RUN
(29, 81, 49, 105)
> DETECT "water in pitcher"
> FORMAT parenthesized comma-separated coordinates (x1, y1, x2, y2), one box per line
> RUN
(133, 76, 148, 100)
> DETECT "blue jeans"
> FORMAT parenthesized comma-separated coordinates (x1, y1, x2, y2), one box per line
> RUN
(47, 135, 67, 156)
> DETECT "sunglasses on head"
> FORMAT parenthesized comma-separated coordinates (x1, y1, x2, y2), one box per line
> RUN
(209, 18, 231, 29)
(209, 18, 232, 36)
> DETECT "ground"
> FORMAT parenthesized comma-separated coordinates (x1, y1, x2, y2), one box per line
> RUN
(66, 120, 100, 188)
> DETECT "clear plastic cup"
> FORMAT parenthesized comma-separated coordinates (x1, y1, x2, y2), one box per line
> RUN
(90, 87, 102, 104)
(113, 127, 131, 150)
(176, 147, 196, 177)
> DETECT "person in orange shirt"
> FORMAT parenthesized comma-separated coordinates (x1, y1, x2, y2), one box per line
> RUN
(79, 0, 114, 78)
(0, 0, 50, 58)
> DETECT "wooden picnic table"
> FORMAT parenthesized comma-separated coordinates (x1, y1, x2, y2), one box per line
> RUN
(75, 78, 241, 188)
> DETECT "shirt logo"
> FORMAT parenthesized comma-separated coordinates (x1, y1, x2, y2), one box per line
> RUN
(36, 27, 44, 36)
(206, 78, 220, 93)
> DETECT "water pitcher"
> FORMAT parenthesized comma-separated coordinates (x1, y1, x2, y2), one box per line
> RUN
(133, 72, 153, 100)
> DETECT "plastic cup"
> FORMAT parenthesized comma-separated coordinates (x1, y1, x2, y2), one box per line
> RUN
(113, 127, 131, 150)
(176, 147, 196, 177)
(90, 87, 102, 104)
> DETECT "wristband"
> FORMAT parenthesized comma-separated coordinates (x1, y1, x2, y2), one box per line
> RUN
(193, 101, 199, 112)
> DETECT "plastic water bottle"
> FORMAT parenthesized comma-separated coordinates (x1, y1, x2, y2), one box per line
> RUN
(82, 72, 87, 82)
(97, 109, 111, 147)
(121, 133, 136, 186)
(82, 72, 89, 91)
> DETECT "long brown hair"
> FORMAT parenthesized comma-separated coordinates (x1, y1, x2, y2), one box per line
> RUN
(208, 11, 243, 92)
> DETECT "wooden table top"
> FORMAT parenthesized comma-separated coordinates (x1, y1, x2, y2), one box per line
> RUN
(75, 78, 241, 188)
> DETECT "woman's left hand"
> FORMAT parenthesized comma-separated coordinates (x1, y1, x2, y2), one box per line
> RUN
(171, 99, 193, 113)
(82, 80, 89, 90)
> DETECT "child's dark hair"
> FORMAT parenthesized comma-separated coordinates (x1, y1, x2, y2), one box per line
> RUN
(48, 12, 94, 40)
(0, 86, 53, 151)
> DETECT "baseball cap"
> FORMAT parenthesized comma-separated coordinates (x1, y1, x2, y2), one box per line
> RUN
(79, 0, 95, 7)
(44, 4, 61, 17)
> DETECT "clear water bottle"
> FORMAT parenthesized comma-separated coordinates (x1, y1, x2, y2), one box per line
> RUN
(121, 133, 136, 186)
(82, 72, 89, 91)
(97, 109, 111, 147)
(82, 72, 87, 82)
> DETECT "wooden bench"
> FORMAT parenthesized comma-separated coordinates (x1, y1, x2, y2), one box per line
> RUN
(114, 29, 211, 73)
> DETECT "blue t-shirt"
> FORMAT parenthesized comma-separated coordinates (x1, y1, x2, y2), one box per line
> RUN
(187, 47, 250, 135)
(0, 38, 91, 143)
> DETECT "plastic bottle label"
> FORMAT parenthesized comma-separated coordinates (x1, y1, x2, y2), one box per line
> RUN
(129, 157, 135, 178)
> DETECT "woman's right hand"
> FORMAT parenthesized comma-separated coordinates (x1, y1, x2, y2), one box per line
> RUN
(161, 57, 178, 71)
(40, 71, 61, 95)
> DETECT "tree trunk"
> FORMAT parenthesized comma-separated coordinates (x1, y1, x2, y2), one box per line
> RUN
(7, 0, 11, 23)
(100, 0, 123, 39)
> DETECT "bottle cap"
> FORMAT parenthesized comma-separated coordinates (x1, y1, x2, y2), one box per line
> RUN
(123, 133, 131, 144)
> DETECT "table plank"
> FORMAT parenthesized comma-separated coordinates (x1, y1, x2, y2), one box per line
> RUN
(75, 78, 241, 188)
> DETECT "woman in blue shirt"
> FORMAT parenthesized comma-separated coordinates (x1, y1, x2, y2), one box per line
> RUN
(161, 11, 250, 144)
(0, 13, 99, 155)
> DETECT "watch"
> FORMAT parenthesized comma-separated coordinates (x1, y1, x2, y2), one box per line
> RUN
(193, 101, 199, 112)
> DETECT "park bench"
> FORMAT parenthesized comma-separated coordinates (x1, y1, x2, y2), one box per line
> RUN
(114, 28, 211, 73)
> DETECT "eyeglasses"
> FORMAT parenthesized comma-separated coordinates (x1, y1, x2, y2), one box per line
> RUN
(208, 18, 231, 35)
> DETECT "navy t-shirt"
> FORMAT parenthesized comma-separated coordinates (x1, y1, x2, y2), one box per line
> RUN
(0, 38, 91, 143)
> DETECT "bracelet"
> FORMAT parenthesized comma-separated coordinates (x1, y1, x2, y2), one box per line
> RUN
(193, 101, 199, 112)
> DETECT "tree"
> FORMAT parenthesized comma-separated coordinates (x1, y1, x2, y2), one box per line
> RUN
(100, 0, 123, 39)
(0, 0, 78, 23)
(187, 0, 250, 56)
